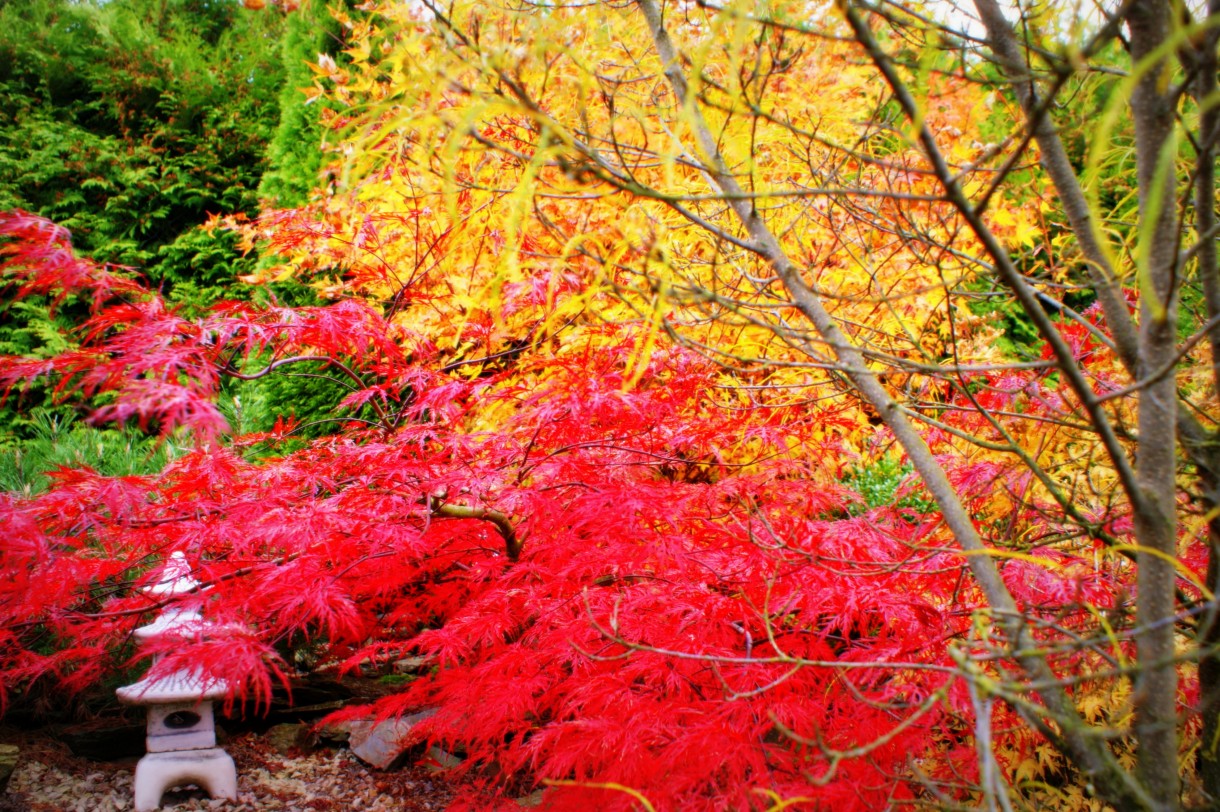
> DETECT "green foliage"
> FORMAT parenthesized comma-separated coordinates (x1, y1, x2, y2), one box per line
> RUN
(0, 0, 285, 293)
(0, 0, 290, 445)
(0, 299, 74, 360)
(259, 0, 341, 208)
(232, 359, 382, 438)
(0, 294, 88, 438)
(0, 409, 177, 495)
(377, 673, 417, 686)
(964, 277, 1046, 359)
(842, 454, 935, 515)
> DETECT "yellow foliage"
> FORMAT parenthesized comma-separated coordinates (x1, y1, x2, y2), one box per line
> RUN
(236, 0, 1160, 555)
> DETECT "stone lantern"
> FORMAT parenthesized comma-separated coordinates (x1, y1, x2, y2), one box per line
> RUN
(117, 552, 238, 812)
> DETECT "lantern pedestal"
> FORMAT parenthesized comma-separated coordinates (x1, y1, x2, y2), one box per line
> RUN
(131, 749, 237, 812)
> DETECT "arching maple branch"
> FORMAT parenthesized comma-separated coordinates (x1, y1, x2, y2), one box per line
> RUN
(428, 497, 522, 561)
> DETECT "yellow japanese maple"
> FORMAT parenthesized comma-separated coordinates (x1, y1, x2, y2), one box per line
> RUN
(256, 1, 1028, 451)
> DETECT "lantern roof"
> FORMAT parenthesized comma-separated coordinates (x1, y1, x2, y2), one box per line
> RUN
(117, 669, 229, 704)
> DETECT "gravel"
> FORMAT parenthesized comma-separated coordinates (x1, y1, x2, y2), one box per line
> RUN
(1, 728, 456, 812)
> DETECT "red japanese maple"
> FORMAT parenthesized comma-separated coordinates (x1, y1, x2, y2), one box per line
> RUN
(0, 211, 1126, 809)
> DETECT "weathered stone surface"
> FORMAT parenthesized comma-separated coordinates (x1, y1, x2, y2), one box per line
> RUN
(0, 743, 18, 791)
(60, 721, 146, 761)
(391, 656, 433, 674)
(345, 710, 436, 770)
(144, 701, 218, 754)
(423, 745, 463, 773)
(264, 723, 310, 754)
(260, 676, 355, 723)
(515, 789, 546, 807)
(313, 721, 351, 747)
(131, 747, 236, 812)
(117, 670, 227, 704)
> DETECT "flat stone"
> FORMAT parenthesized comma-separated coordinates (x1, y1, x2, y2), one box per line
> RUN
(61, 722, 147, 761)
(346, 710, 435, 770)
(423, 745, 462, 773)
(264, 723, 309, 754)
(313, 721, 351, 747)
(515, 789, 546, 807)
(391, 656, 432, 674)
(254, 675, 355, 723)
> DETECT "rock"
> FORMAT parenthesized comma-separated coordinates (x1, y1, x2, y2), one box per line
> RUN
(264, 723, 310, 754)
(286, 676, 355, 707)
(515, 789, 546, 807)
(60, 721, 146, 761)
(257, 676, 356, 724)
(313, 722, 351, 747)
(271, 700, 346, 722)
(391, 656, 433, 674)
(0, 744, 18, 791)
(345, 710, 436, 770)
(423, 745, 462, 773)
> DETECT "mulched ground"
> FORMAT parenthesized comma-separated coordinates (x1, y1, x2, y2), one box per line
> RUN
(1, 725, 456, 812)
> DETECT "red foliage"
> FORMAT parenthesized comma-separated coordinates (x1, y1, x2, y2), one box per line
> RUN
(0, 214, 1137, 809)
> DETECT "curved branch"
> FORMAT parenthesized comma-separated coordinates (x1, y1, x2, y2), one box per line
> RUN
(429, 498, 522, 561)
(223, 353, 390, 426)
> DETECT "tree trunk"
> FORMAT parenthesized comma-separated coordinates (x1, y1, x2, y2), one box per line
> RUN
(1127, 1, 1182, 807)
(1192, 0, 1220, 800)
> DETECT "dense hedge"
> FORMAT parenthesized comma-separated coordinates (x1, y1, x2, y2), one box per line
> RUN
(0, 0, 289, 296)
